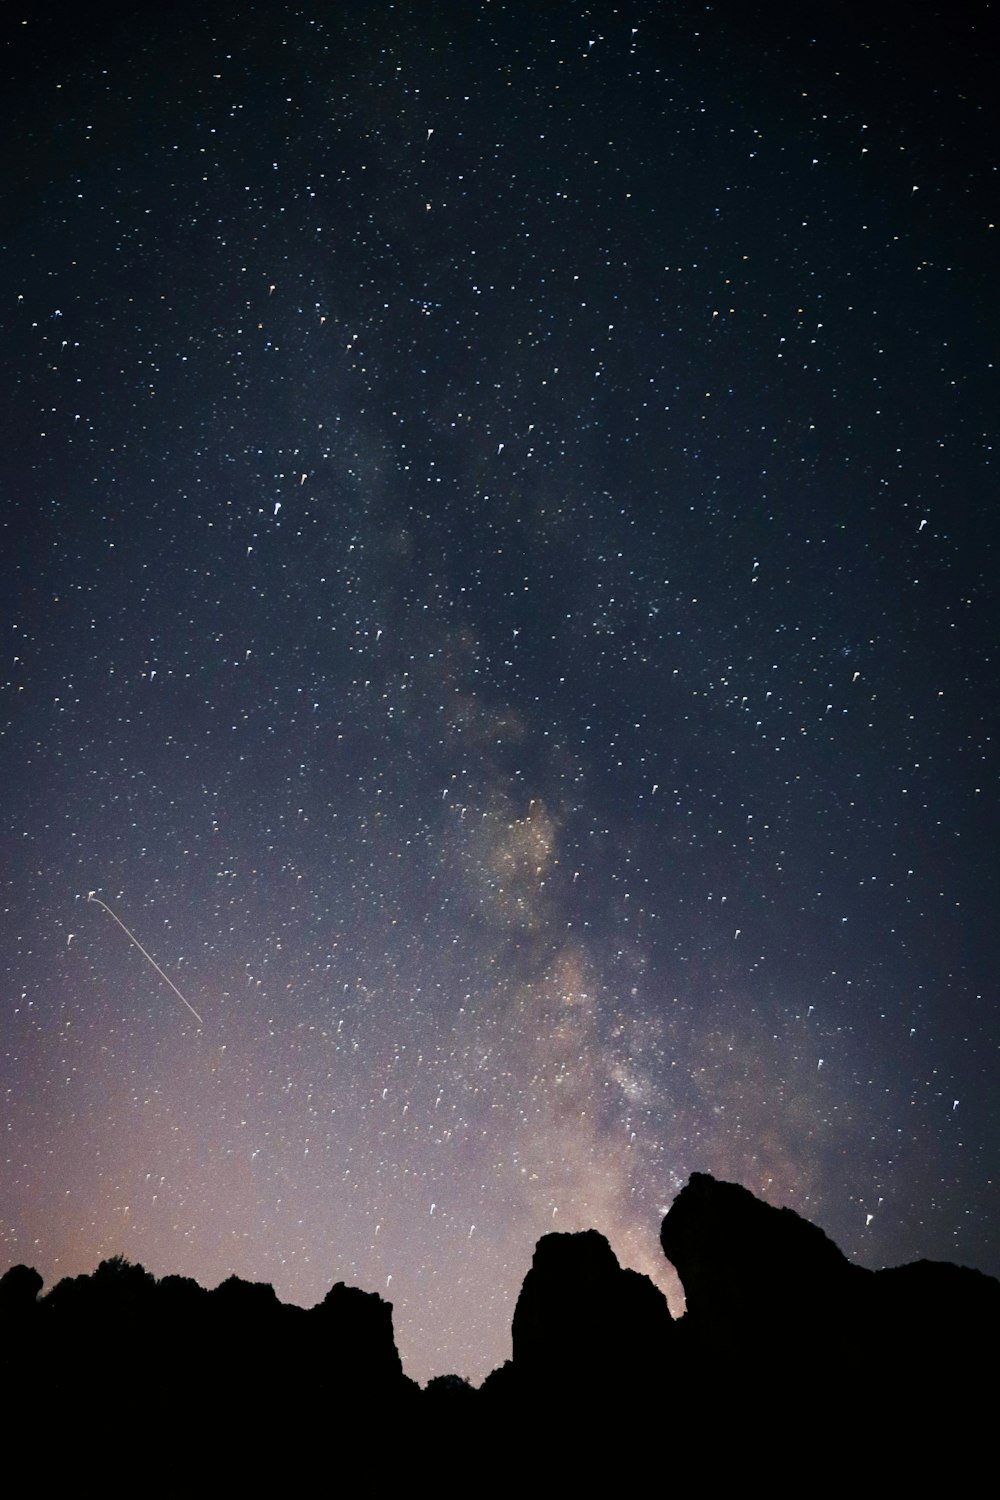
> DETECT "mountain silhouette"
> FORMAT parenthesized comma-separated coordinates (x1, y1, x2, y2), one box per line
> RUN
(3, 1172, 995, 1481)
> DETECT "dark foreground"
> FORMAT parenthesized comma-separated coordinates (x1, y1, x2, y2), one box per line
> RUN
(3, 1173, 996, 1486)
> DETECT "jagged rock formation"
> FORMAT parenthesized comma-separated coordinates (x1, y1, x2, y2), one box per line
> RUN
(315, 1279, 405, 1385)
(0, 1263, 42, 1317)
(0, 1256, 417, 1483)
(661, 1170, 862, 1356)
(3, 1172, 997, 1480)
(661, 1170, 1000, 1366)
(510, 1227, 673, 1404)
(659, 1170, 1000, 1473)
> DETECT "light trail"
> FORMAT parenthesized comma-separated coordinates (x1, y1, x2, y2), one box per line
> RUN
(87, 892, 204, 1025)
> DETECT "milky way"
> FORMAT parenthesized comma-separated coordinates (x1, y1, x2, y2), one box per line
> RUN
(3, 2, 996, 1382)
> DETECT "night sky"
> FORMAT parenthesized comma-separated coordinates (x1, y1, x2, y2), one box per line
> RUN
(3, 1, 997, 1384)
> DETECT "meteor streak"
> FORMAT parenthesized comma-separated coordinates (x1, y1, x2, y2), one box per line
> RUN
(86, 893, 204, 1025)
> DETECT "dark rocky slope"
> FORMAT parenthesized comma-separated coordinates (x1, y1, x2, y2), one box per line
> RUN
(3, 1172, 995, 1482)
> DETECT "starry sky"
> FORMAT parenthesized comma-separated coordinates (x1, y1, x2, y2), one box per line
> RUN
(3, 1, 997, 1384)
